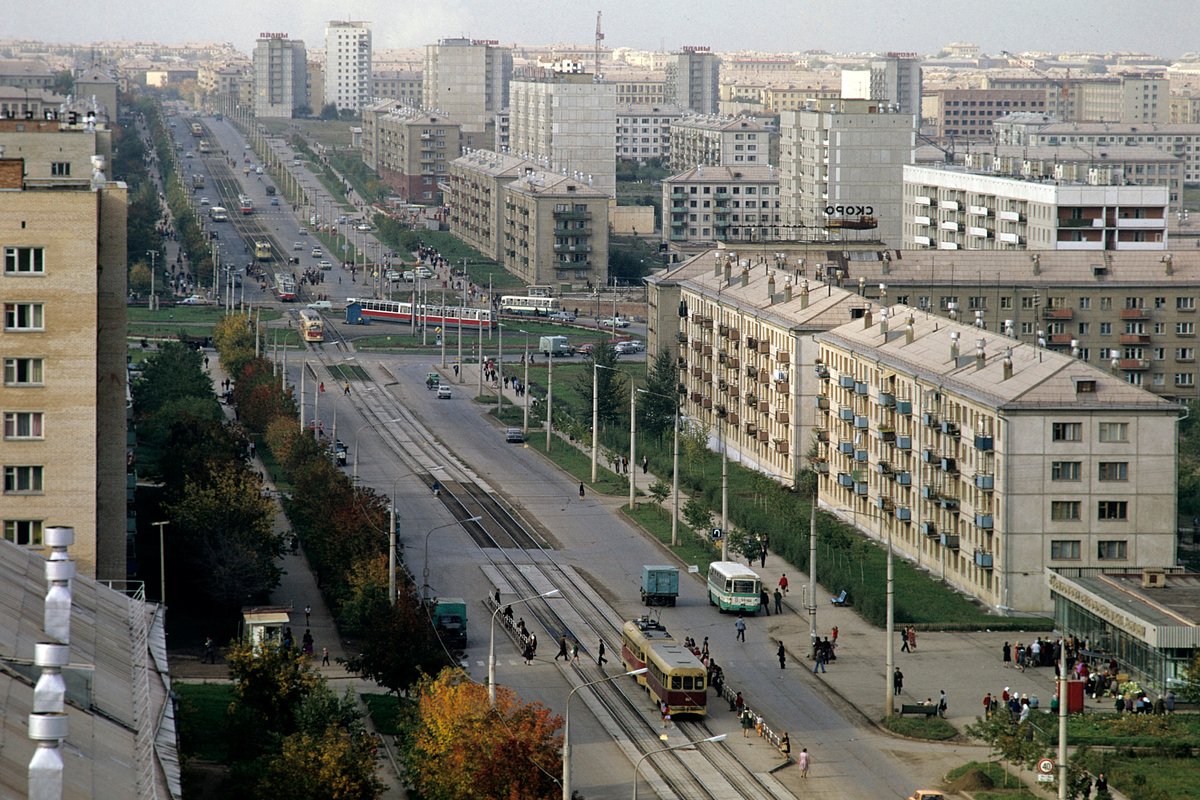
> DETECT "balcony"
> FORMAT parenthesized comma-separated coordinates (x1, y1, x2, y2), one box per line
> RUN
(837, 472, 854, 487)
(1120, 308, 1149, 321)
(839, 407, 854, 421)
(1049, 334, 1074, 345)
(855, 381, 869, 396)
(815, 396, 830, 410)
(974, 435, 994, 451)
(854, 415, 870, 429)
(922, 412, 938, 427)
(554, 210, 593, 221)
(877, 461, 893, 476)
(896, 400, 913, 415)
(895, 507, 912, 521)
(815, 364, 830, 380)
(1119, 334, 1151, 345)
(921, 521, 937, 537)
(896, 435, 912, 451)
(854, 449, 869, 463)
(1119, 358, 1150, 370)
(813, 459, 830, 474)
(896, 471, 912, 486)
(853, 481, 869, 496)
(975, 514, 994, 530)
(940, 496, 960, 512)
(913, 215, 931, 226)
(975, 473, 995, 491)
(940, 533, 960, 550)
(922, 485, 939, 500)
(877, 496, 895, 512)
(878, 391, 896, 408)
(974, 550, 994, 569)
(838, 441, 854, 455)
(941, 457, 958, 473)
(839, 375, 855, 389)
(1043, 308, 1073, 320)
(940, 421, 960, 437)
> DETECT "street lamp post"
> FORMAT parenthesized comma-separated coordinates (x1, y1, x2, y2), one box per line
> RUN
(720, 417, 729, 560)
(591, 363, 620, 483)
(351, 417, 403, 482)
(638, 389, 680, 545)
(628, 381, 637, 510)
(384, 465, 446, 606)
(545, 348, 554, 451)
(422, 516, 481, 603)
(152, 521, 169, 604)
(520, 329, 530, 434)
(632, 734, 727, 800)
(488, 589, 560, 707)
(563, 668, 647, 800)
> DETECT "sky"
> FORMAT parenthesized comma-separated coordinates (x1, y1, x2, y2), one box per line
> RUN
(14, 0, 1199, 59)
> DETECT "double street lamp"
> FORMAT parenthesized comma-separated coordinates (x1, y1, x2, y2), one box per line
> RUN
(562, 668, 647, 800)
(636, 389, 681, 545)
(488, 589, 560, 707)
(351, 417, 403, 482)
(632, 734, 727, 799)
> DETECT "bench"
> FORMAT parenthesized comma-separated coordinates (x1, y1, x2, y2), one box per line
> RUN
(831, 590, 849, 606)
(900, 704, 938, 717)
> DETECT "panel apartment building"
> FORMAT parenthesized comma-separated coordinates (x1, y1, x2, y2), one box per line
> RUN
(252, 34, 307, 118)
(0, 124, 128, 581)
(361, 100, 461, 203)
(664, 48, 720, 115)
(662, 165, 781, 245)
(667, 115, 777, 171)
(902, 165, 1169, 251)
(324, 20, 372, 113)
(501, 171, 610, 288)
(423, 38, 512, 146)
(447, 149, 538, 261)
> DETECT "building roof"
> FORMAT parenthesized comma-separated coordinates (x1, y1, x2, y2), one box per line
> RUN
(1050, 571, 1200, 648)
(993, 112, 1060, 125)
(986, 143, 1181, 164)
(665, 164, 779, 184)
(615, 103, 684, 116)
(1034, 122, 1200, 136)
(452, 149, 538, 179)
(671, 114, 774, 132)
(0, 538, 179, 799)
(819, 304, 1180, 412)
(506, 170, 609, 198)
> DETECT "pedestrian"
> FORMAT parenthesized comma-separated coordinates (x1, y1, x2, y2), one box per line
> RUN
(202, 636, 216, 664)
(760, 588, 771, 615)
(759, 541, 767, 568)
(321, 646, 330, 666)
(661, 701, 671, 727)
(571, 639, 579, 662)
(343, 382, 350, 396)
(305, 604, 311, 625)
(642, 454, 648, 474)
(812, 645, 827, 674)
(1166, 690, 1176, 713)
(901, 627, 911, 653)
(983, 692, 993, 718)
(938, 689, 948, 718)
(741, 708, 754, 737)
(778, 573, 789, 595)
(893, 667, 904, 695)
(908, 627, 917, 651)
(555, 635, 569, 661)
(798, 747, 810, 778)
(523, 640, 534, 665)
(597, 639, 607, 667)
(1095, 773, 1107, 793)
(777, 640, 786, 669)
(578, 482, 585, 499)
(735, 691, 744, 716)
(755, 712, 764, 737)
(302, 628, 314, 655)
(735, 615, 746, 643)
(774, 588, 783, 614)
(1003, 641, 1011, 667)
(529, 632, 537, 656)
(702, 637, 709, 658)
(831, 625, 839, 644)
(780, 731, 791, 759)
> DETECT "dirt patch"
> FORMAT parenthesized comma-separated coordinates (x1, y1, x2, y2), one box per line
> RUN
(947, 767, 995, 793)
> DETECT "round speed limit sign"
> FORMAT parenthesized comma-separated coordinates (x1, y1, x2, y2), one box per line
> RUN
(1037, 758, 1055, 775)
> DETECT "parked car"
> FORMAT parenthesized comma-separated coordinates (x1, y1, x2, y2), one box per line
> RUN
(548, 311, 577, 323)
(356, 223, 372, 231)
(505, 427, 525, 443)
(178, 295, 207, 305)
(614, 340, 645, 355)
(600, 316, 631, 328)
(402, 270, 416, 282)
(415, 267, 434, 279)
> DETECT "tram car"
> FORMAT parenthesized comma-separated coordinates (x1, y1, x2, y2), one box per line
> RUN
(276, 274, 297, 302)
(345, 298, 495, 330)
(298, 308, 324, 342)
(620, 617, 707, 718)
(498, 295, 562, 316)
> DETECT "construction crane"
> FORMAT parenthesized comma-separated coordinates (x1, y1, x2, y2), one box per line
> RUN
(593, 11, 604, 82)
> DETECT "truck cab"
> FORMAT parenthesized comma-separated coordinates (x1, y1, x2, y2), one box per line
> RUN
(431, 598, 467, 648)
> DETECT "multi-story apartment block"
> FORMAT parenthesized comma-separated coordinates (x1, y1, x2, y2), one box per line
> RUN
(667, 115, 777, 171)
(0, 141, 128, 581)
(423, 38, 512, 136)
(0, 59, 53, 91)
(199, 64, 247, 115)
(664, 48, 721, 115)
(1014, 122, 1200, 183)
(361, 101, 461, 203)
(448, 150, 538, 261)
(324, 20, 372, 113)
(0, 88, 65, 120)
(306, 60, 324, 115)
(757, 84, 842, 114)
(816, 307, 1178, 613)
(902, 165, 1169, 251)
(779, 99, 915, 247)
(963, 145, 1184, 215)
(612, 74, 667, 106)
(868, 53, 923, 116)
(615, 103, 683, 163)
(75, 67, 120, 120)
(493, 109, 510, 152)
(372, 69, 422, 106)
(252, 34, 307, 118)
(663, 165, 781, 245)
(925, 88, 1047, 139)
(984, 73, 1168, 124)
(1168, 94, 1200, 124)
(509, 70, 617, 197)
(501, 172, 609, 288)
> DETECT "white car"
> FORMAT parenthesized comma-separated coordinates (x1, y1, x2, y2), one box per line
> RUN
(199, 197, 210, 206)
(416, 267, 433, 279)
(614, 340, 645, 355)
(356, 223, 371, 232)
(436, 385, 452, 399)
(311, 247, 323, 257)
(318, 260, 332, 270)
(178, 295, 207, 305)
(402, 270, 415, 282)
(601, 316, 631, 329)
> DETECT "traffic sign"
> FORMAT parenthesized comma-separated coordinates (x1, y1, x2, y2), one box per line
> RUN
(711, 527, 723, 541)
(1037, 758, 1055, 775)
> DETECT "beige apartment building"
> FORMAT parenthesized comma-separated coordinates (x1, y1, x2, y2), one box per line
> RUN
(501, 172, 609, 288)
(0, 146, 128, 581)
(816, 309, 1179, 613)
(902, 165, 1169, 251)
(423, 38, 512, 136)
(664, 49, 720, 115)
(252, 35, 307, 118)
(923, 88, 1047, 139)
(447, 149, 538, 261)
(1022, 122, 1200, 184)
(668, 115, 777, 171)
(372, 69, 422, 105)
(360, 101, 461, 203)
(616, 103, 683, 163)
(663, 165, 781, 245)
(984, 73, 1168, 124)
(611, 75, 667, 106)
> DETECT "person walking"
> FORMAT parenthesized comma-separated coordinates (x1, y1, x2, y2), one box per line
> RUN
(774, 588, 783, 615)
(760, 588, 771, 616)
(812, 645, 827, 674)
(1002, 641, 1012, 667)
(779, 731, 791, 760)
(907, 627, 917, 651)
(571, 639, 579, 662)
(641, 454, 648, 474)
(578, 482, 585, 499)
(798, 748, 810, 778)
(777, 640, 787, 669)
(555, 635, 570, 661)
(759, 541, 767, 568)
(202, 636, 216, 664)
(778, 573, 789, 595)
(735, 615, 746, 643)
(522, 639, 535, 665)
(304, 604, 311, 625)
(901, 627, 911, 653)
(938, 689, 948, 718)
(831, 625, 839, 645)
(597, 639, 607, 667)
(741, 707, 754, 737)
(893, 667, 904, 696)
(321, 647, 330, 666)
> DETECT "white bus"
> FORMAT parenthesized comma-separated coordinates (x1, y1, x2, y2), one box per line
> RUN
(498, 295, 562, 316)
(209, 206, 228, 222)
(705, 561, 763, 613)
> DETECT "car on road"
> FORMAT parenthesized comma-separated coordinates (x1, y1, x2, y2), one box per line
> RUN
(244, 144, 251, 150)
(614, 340, 645, 355)
(600, 316, 631, 328)
(298, 228, 308, 236)
(178, 295, 208, 305)
(548, 311, 577, 323)
(402, 270, 415, 282)
(337, 215, 349, 224)
(415, 267, 433, 279)
(576, 343, 596, 357)
(505, 427, 525, 443)
(311, 247, 323, 257)
(199, 197, 210, 205)
(293, 241, 304, 250)
(436, 385, 452, 399)
(185, 151, 194, 159)
(318, 260, 332, 270)
(270, 197, 280, 205)
(356, 223, 371, 231)
(255, 166, 264, 175)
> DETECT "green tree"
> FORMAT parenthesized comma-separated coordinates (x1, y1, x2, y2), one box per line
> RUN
(320, 103, 340, 120)
(133, 342, 213, 416)
(965, 713, 1053, 787)
(226, 640, 323, 744)
(648, 479, 670, 506)
(129, 262, 152, 297)
(683, 495, 713, 537)
(638, 348, 679, 441)
(575, 341, 626, 426)
(1180, 650, 1200, 702)
(51, 69, 75, 96)
(259, 727, 383, 800)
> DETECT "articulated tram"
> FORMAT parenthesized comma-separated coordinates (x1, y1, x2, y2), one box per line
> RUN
(347, 298, 495, 330)
(620, 617, 707, 718)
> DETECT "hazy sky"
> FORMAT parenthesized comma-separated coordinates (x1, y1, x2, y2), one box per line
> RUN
(15, 0, 1198, 59)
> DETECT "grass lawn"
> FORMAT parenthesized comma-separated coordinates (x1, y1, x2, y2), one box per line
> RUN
(944, 761, 1037, 798)
(882, 713, 958, 740)
(1078, 751, 1200, 799)
(1066, 712, 1200, 746)
(175, 683, 233, 762)
(325, 363, 370, 382)
(622, 503, 715, 566)
(361, 693, 406, 737)
(523, 434, 629, 495)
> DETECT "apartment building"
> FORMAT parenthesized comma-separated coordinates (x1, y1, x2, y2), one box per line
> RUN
(664, 48, 720, 115)
(252, 34, 307, 118)
(870, 53, 923, 116)
(198, 64, 247, 115)
(616, 103, 683, 162)
(501, 171, 609, 288)
(447, 149, 537, 261)
(779, 99, 916, 247)
(423, 38, 512, 136)
(611, 74, 667, 106)
(1169, 94, 1200, 124)
(75, 67, 120, 120)
(984, 73, 1168, 124)
(372, 69, 422, 106)
(663, 165, 781, 245)
(360, 102, 461, 203)
(509, 69, 617, 197)
(924, 88, 1046, 139)
(1022, 122, 1200, 183)
(0, 59, 54, 91)
(0, 144, 128, 581)
(902, 165, 1169, 251)
(815, 308, 1178, 613)
(667, 115, 777, 171)
(963, 145, 1184, 215)
(324, 20, 372, 113)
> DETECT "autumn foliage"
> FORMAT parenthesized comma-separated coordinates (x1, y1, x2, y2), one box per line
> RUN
(406, 668, 563, 800)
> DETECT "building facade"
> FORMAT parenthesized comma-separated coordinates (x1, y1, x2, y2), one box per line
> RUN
(664, 48, 720, 115)
(324, 20, 372, 113)
(252, 35, 307, 118)
(447, 149, 537, 260)
(615, 103, 683, 162)
(985, 73, 1169, 124)
(612, 75, 667, 106)
(663, 165, 781, 245)
(372, 69, 422, 105)
(869, 53, 923, 116)
(902, 165, 1169, 251)
(925, 88, 1047, 139)
(423, 38, 512, 136)
(501, 172, 610, 288)
(361, 102, 461, 203)
(667, 115, 777, 171)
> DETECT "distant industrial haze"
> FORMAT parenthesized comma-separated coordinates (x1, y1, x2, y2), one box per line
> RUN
(15, 0, 1200, 57)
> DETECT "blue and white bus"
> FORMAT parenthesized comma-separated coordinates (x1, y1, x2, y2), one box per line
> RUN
(706, 561, 763, 613)
(498, 295, 561, 316)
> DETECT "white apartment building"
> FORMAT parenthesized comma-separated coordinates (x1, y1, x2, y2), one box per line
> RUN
(667, 115, 777, 171)
(423, 38, 512, 135)
(615, 104, 683, 162)
(664, 48, 720, 115)
(816, 309, 1179, 613)
(252, 35, 307, 118)
(902, 165, 1169, 251)
(840, 54, 922, 116)
(779, 99, 915, 247)
(509, 70, 617, 197)
(1023, 122, 1200, 184)
(985, 74, 1169, 124)
(663, 165, 781, 244)
(324, 20, 372, 113)
(447, 150, 538, 261)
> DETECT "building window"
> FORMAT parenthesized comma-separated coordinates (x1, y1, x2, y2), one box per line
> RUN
(1051, 422, 1082, 442)
(1099, 322, 1112, 335)
(1051, 501, 1081, 521)
(999, 297, 1013, 309)
(1178, 322, 1195, 336)
(3, 358, 43, 386)
(1097, 500, 1128, 520)
(1098, 422, 1128, 443)
(1176, 373, 1195, 387)
(1098, 462, 1128, 481)
(1097, 540, 1128, 560)
(1178, 296, 1196, 311)
(50, 162, 70, 177)
(3, 411, 43, 439)
(1050, 540, 1081, 560)
(4, 247, 45, 275)
(1079, 297, 1091, 310)
(1051, 461, 1081, 481)
(3, 303, 43, 331)
(3, 519, 42, 546)
(3, 465, 42, 493)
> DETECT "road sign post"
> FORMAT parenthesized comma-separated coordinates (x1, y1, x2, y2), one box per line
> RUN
(711, 527, 723, 541)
